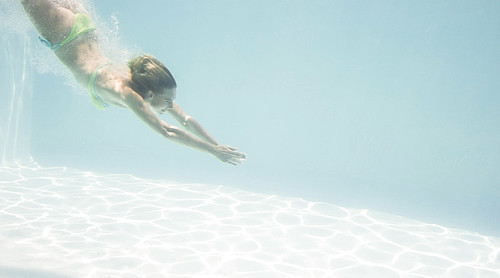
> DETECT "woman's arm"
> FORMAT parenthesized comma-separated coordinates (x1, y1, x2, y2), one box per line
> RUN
(122, 88, 246, 164)
(167, 102, 218, 145)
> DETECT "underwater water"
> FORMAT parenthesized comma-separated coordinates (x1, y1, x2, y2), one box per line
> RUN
(1, 0, 500, 277)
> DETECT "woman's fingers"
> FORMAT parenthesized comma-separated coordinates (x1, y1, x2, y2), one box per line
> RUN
(215, 145, 247, 165)
(227, 154, 246, 165)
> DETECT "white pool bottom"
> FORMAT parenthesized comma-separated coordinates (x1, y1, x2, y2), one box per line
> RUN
(0, 166, 499, 278)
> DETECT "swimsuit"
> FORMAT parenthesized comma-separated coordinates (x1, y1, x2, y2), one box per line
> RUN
(39, 13, 96, 51)
(88, 64, 110, 111)
(39, 13, 109, 110)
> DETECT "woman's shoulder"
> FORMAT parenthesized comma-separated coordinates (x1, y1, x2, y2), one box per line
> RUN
(94, 65, 132, 107)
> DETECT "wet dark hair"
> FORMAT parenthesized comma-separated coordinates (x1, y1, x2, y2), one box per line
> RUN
(127, 55, 176, 98)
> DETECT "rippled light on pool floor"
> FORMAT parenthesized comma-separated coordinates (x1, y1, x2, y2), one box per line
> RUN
(0, 166, 499, 278)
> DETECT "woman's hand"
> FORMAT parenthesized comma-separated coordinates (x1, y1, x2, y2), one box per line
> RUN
(212, 145, 247, 165)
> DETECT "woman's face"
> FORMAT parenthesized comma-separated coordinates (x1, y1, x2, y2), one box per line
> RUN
(149, 88, 176, 115)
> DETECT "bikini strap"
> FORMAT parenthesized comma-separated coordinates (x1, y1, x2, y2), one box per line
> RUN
(88, 64, 110, 110)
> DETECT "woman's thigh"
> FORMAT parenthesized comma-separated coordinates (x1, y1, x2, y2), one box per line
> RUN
(21, 0, 75, 43)
(56, 0, 89, 14)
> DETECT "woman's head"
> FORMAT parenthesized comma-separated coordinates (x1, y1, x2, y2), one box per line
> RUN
(128, 55, 177, 113)
(128, 54, 176, 96)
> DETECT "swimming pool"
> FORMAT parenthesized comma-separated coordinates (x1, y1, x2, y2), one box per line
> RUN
(1, 1, 500, 277)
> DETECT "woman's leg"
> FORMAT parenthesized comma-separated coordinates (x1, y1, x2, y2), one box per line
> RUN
(56, 0, 90, 14)
(20, 0, 75, 43)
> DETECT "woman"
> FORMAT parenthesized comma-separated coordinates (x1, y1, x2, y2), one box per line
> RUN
(20, 0, 247, 165)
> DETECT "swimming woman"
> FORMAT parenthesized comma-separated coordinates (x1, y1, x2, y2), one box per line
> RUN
(20, 0, 247, 165)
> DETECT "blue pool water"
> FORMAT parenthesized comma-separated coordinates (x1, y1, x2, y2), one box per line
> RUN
(1, 1, 500, 277)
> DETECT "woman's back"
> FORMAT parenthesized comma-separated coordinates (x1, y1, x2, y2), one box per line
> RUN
(21, 0, 107, 86)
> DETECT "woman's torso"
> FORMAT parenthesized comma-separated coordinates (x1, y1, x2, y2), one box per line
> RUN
(26, 2, 130, 108)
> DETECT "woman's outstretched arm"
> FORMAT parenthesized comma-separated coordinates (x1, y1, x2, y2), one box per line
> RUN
(122, 88, 246, 165)
(167, 102, 218, 145)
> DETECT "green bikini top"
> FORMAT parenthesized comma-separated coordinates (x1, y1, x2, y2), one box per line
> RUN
(88, 64, 110, 110)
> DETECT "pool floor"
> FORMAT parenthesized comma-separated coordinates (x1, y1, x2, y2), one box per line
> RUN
(0, 165, 499, 277)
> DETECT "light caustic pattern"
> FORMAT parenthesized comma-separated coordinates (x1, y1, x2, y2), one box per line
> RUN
(0, 166, 499, 278)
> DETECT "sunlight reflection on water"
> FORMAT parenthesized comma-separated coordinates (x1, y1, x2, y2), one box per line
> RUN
(1, 165, 499, 277)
